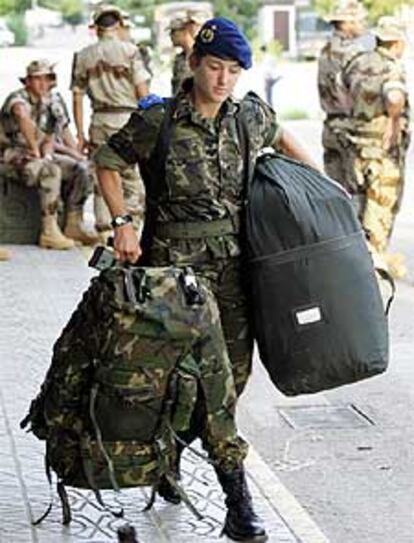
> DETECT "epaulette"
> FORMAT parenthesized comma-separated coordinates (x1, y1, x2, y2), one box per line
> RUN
(137, 94, 167, 110)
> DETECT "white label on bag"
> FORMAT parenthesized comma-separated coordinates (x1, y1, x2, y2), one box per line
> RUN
(296, 307, 322, 325)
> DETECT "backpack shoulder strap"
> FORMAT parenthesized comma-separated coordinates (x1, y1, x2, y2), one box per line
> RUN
(235, 102, 254, 198)
(138, 97, 177, 263)
(144, 97, 177, 201)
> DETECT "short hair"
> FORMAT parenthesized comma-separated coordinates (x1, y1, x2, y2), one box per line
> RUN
(95, 13, 119, 28)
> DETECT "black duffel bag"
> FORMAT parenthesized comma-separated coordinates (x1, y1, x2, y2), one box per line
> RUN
(245, 152, 390, 396)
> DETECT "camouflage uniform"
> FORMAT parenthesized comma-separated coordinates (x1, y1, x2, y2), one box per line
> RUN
(0, 88, 87, 217)
(343, 44, 410, 256)
(171, 51, 191, 94)
(48, 89, 93, 212)
(94, 84, 281, 397)
(24, 266, 248, 487)
(318, 31, 367, 188)
(71, 33, 149, 232)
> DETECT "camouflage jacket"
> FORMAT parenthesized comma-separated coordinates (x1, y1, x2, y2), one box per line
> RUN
(0, 87, 56, 148)
(343, 46, 410, 147)
(317, 31, 369, 117)
(94, 84, 281, 263)
(171, 51, 191, 95)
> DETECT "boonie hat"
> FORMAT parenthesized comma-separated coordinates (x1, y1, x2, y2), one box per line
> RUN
(326, 0, 367, 22)
(193, 17, 252, 70)
(167, 10, 205, 32)
(20, 59, 56, 83)
(372, 16, 406, 42)
(167, 16, 188, 32)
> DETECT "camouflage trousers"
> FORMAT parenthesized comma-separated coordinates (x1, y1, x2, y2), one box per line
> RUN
(322, 119, 355, 191)
(149, 249, 254, 451)
(3, 148, 90, 217)
(89, 118, 145, 234)
(203, 259, 254, 397)
(353, 148, 405, 253)
(54, 153, 93, 213)
(100, 266, 249, 472)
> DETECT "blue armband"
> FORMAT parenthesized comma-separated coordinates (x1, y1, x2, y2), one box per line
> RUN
(137, 94, 166, 110)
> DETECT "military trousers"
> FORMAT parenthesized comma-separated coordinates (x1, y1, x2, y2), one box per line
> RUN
(4, 148, 92, 218)
(53, 153, 93, 214)
(89, 117, 145, 234)
(353, 150, 405, 253)
(322, 119, 355, 191)
(149, 243, 254, 453)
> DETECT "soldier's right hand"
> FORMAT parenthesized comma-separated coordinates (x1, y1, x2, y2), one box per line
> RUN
(77, 135, 89, 156)
(26, 147, 41, 159)
(113, 223, 142, 263)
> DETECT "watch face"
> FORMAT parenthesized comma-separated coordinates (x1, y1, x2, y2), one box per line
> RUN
(112, 214, 132, 228)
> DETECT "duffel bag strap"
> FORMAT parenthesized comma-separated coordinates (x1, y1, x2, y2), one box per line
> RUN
(375, 267, 396, 316)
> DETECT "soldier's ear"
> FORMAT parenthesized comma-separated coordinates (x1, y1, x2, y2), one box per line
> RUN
(189, 53, 201, 71)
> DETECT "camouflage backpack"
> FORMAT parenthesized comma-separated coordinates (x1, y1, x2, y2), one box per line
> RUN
(21, 262, 236, 523)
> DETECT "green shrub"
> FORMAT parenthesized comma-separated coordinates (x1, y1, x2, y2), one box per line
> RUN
(7, 13, 27, 46)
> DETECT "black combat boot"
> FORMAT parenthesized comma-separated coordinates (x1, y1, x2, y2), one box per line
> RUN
(117, 523, 138, 542)
(216, 466, 268, 542)
(157, 474, 181, 504)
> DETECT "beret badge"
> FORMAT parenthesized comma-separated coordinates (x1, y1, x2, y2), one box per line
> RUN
(199, 26, 216, 43)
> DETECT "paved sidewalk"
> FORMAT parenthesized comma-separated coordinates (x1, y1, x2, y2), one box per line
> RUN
(0, 246, 328, 543)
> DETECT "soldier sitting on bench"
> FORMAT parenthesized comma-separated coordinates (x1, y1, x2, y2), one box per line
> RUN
(0, 60, 96, 250)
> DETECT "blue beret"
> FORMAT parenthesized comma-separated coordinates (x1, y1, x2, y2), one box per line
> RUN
(193, 17, 252, 70)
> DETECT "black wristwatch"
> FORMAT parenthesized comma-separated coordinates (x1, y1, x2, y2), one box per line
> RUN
(111, 214, 133, 228)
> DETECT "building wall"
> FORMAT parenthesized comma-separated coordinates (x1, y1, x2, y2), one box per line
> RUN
(258, 4, 297, 56)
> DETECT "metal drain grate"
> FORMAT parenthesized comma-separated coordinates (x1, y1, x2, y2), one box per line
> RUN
(279, 404, 375, 430)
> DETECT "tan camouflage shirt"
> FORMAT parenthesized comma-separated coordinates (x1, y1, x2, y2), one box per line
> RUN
(171, 51, 191, 95)
(71, 34, 149, 127)
(94, 85, 280, 261)
(343, 46, 410, 127)
(318, 31, 368, 116)
(0, 88, 55, 148)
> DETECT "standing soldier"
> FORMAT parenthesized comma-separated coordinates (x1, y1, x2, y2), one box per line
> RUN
(169, 12, 203, 94)
(0, 60, 93, 250)
(343, 17, 410, 278)
(317, 0, 370, 187)
(94, 17, 318, 542)
(71, 5, 150, 239)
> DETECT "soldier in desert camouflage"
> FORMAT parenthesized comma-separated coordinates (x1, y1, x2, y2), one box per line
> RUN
(169, 12, 203, 94)
(0, 60, 94, 250)
(71, 4, 149, 239)
(317, 0, 371, 188)
(343, 17, 410, 278)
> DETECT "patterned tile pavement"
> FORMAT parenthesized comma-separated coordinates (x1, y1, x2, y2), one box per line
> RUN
(0, 246, 317, 543)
